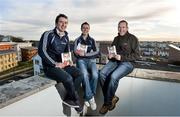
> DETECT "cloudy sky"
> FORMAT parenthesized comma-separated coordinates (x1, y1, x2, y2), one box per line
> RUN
(0, 0, 180, 42)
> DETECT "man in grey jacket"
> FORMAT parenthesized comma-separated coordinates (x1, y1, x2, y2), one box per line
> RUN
(99, 20, 140, 114)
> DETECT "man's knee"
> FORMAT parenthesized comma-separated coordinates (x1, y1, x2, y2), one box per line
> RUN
(82, 69, 89, 77)
(92, 72, 98, 80)
(110, 74, 120, 83)
(63, 75, 73, 84)
(99, 70, 106, 80)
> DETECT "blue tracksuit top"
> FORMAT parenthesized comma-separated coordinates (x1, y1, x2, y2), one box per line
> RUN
(38, 28, 70, 67)
(74, 34, 100, 59)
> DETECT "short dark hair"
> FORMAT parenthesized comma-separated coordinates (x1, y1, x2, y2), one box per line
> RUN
(81, 22, 90, 29)
(55, 14, 68, 24)
(118, 20, 128, 27)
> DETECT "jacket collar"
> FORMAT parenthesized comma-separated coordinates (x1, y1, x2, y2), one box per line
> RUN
(118, 31, 129, 37)
(53, 28, 68, 37)
(80, 34, 91, 41)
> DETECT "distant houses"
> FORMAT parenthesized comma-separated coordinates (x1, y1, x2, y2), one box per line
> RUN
(139, 41, 180, 63)
(1, 34, 180, 73)
(0, 35, 37, 73)
(96, 41, 180, 65)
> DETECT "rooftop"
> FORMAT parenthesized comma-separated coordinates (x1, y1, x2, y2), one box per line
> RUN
(21, 47, 37, 50)
(0, 50, 17, 55)
(0, 69, 180, 116)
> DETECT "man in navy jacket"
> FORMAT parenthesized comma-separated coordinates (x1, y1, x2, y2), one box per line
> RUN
(74, 22, 100, 111)
(38, 14, 83, 113)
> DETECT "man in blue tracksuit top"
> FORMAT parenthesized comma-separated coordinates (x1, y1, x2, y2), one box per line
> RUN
(74, 22, 100, 111)
(38, 14, 83, 113)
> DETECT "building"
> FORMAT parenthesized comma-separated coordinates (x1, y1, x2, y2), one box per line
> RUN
(0, 43, 18, 72)
(139, 41, 173, 62)
(0, 42, 33, 62)
(168, 44, 180, 65)
(0, 42, 17, 51)
(30, 40, 39, 47)
(21, 47, 38, 61)
(0, 50, 18, 72)
(0, 44, 13, 51)
(33, 54, 43, 75)
(0, 35, 33, 61)
(17, 42, 32, 61)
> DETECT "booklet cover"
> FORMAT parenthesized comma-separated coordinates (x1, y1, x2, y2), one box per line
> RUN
(108, 46, 117, 55)
(61, 52, 72, 65)
(77, 43, 88, 53)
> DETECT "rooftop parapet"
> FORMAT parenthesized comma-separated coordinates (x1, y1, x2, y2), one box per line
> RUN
(0, 75, 56, 109)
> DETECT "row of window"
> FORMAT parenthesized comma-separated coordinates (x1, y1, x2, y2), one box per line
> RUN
(0, 63, 17, 72)
(0, 53, 17, 59)
(0, 58, 18, 63)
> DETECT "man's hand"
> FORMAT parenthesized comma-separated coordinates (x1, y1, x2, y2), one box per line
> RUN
(68, 61, 73, 66)
(75, 50, 85, 56)
(115, 54, 121, 60)
(55, 62, 66, 69)
(108, 54, 115, 59)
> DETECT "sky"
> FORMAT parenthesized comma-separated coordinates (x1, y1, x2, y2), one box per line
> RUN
(0, 0, 180, 42)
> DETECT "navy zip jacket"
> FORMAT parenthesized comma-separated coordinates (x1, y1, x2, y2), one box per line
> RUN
(74, 34, 100, 59)
(38, 28, 70, 67)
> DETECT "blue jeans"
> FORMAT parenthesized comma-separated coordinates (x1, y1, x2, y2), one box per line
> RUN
(76, 59, 98, 101)
(44, 66, 83, 101)
(99, 61, 134, 104)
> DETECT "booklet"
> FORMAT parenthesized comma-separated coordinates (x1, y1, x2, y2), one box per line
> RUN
(77, 43, 88, 53)
(61, 52, 73, 66)
(108, 46, 117, 55)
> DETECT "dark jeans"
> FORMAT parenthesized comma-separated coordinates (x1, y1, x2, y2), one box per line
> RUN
(44, 66, 83, 101)
(99, 61, 134, 104)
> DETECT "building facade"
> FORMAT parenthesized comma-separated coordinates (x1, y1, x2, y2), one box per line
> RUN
(21, 47, 38, 61)
(17, 42, 32, 61)
(0, 43, 18, 72)
(0, 51, 18, 72)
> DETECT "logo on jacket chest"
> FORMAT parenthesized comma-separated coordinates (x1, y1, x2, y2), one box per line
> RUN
(121, 43, 129, 50)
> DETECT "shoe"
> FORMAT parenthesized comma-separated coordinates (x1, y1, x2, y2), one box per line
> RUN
(89, 97, 97, 110)
(84, 101, 90, 107)
(109, 95, 119, 111)
(99, 103, 111, 114)
(82, 104, 88, 116)
(62, 99, 79, 108)
(75, 100, 83, 114)
(75, 105, 83, 114)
